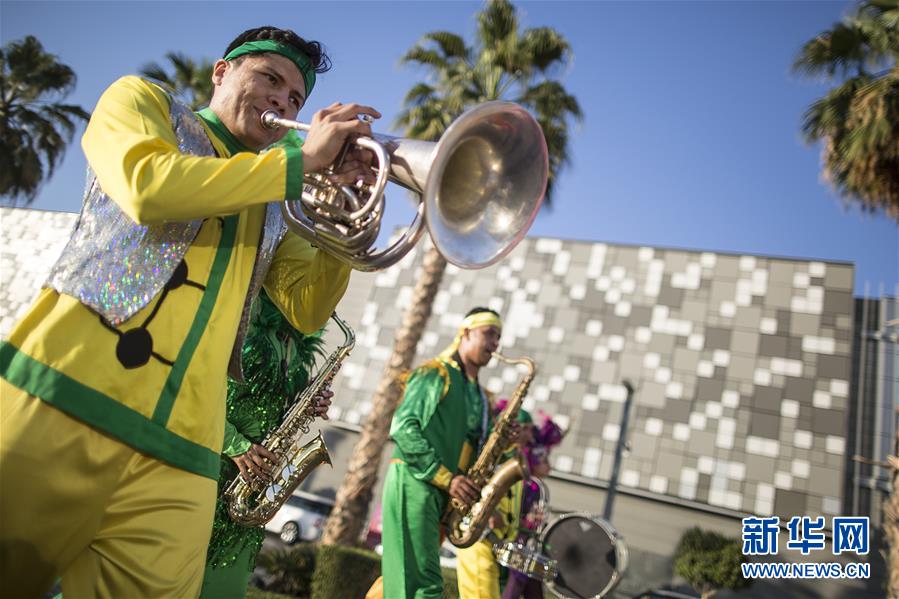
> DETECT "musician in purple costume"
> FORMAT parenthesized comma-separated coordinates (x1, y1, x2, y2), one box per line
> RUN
(502, 412, 564, 599)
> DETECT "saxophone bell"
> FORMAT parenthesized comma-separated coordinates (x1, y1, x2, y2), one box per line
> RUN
(224, 313, 354, 527)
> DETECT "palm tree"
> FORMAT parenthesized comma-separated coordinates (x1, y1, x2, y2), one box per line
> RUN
(0, 35, 90, 206)
(793, 0, 899, 220)
(139, 52, 214, 110)
(322, 0, 581, 547)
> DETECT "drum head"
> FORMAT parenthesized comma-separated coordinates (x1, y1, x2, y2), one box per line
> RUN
(540, 514, 624, 598)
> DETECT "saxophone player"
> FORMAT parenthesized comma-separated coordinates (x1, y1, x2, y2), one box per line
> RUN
(200, 290, 332, 599)
(456, 403, 535, 599)
(378, 308, 516, 599)
(501, 412, 565, 599)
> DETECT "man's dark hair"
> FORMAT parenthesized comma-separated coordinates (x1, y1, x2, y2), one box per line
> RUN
(465, 307, 500, 318)
(224, 26, 332, 73)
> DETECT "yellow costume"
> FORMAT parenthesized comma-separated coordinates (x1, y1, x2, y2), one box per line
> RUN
(0, 75, 349, 597)
(456, 482, 523, 599)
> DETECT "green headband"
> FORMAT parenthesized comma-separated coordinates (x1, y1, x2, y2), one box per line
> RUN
(517, 409, 533, 424)
(224, 40, 316, 97)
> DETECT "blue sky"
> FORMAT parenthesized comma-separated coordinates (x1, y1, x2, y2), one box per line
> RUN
(2, 1, 896, 295)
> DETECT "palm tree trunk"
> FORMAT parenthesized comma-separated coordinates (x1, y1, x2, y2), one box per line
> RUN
(886, 429, 898, 599)
(321, 244, 448, 546)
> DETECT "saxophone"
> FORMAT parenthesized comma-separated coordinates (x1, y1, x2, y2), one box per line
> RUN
(446, 352, 536, 548)
(225, 312, 355, 526)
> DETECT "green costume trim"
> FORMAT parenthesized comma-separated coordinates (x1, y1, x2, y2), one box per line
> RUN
(196, 108, 252, 154)
(203, 290, 323, 580)
(153, 214, 238, 425)
(224, 40, 316, 97)
(0, 342, 220, 479)
(274, 130, 306, 200)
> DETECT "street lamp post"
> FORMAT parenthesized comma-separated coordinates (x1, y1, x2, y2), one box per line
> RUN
(603, 379, 635, 524)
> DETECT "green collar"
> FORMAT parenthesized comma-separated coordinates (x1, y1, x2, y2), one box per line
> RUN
(196, 107, 252, 155)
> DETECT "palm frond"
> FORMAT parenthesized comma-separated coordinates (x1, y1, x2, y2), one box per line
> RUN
(422, 32, 470, 60)
(520, 27, 571, 73)
(398, 0, 581, 209)
(796, 2, 899, 219)
(0, 35, 89, 205)
(478, 0, 518, 47)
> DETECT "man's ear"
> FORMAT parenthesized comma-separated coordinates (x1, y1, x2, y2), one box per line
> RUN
(211, 59, 230, 86)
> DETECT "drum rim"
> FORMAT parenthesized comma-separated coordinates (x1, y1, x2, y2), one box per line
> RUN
(538, 512, 629, 599)
(495, 540, 558, 581)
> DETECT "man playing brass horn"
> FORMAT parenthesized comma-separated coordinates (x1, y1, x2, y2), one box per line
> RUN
(378, 308, 513, 599)
(0, 25, 376, 598)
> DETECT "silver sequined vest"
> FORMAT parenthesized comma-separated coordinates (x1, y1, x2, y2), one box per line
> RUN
(44, 93, 285, 381)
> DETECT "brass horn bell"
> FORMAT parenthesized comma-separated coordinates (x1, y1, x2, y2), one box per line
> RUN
(262, 101, 548, 271)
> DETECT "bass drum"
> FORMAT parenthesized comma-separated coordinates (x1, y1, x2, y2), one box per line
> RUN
(538, 513, 628, 598)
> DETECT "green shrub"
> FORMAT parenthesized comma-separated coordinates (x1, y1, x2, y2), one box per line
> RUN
(673, 527, 751, 599)
(257, 542, 317, 597)
(312, 544, 381, 599)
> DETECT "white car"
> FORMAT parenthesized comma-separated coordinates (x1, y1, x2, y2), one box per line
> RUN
(264, 491, 335, 545)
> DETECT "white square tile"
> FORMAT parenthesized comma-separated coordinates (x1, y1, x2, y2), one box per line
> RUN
(794, 430, 813, 449)
(721, 390, 740, 408)
(713, 350, 730, 367)
(553, 455, 573, 472)
(548, 375, 565, 392)
(687, 334, 705, 351)
(673, 423, 691, 441)
(705, 402, 723, 419)
(608, 335, 625, 352)
(813, 391, 832, 409)
(643, 352, 661, 369)
(621, 470, 640, 488)
(760, 317, 778, 335)
(581, 394, 600, 411)
(781, 399, 799, 418)
(774, 471, 792, 489)
(649, 475, 668, 494)
(830, 379, 849, 397)
(826, 435, 845, 454)
(635, 327, 652, 343)
(821, 496, 840, 515)
(585, 320, 603, 336)
(602, 423, 620, 442)
(791, 459, 810, 478)
(548, 327, 565, 343)
(645, 418, 663, 436)
(666, 381, 684, 399)
(654, 367, 672, 384)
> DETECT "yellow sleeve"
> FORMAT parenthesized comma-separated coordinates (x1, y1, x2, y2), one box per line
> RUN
(430, 465, 454, 491)
(81, 76, 303, 224)
(262, 232, 352, 334)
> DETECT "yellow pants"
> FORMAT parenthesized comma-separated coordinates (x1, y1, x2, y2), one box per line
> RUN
(456, 540, 499, 599)
(0, 381, 217, 598)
